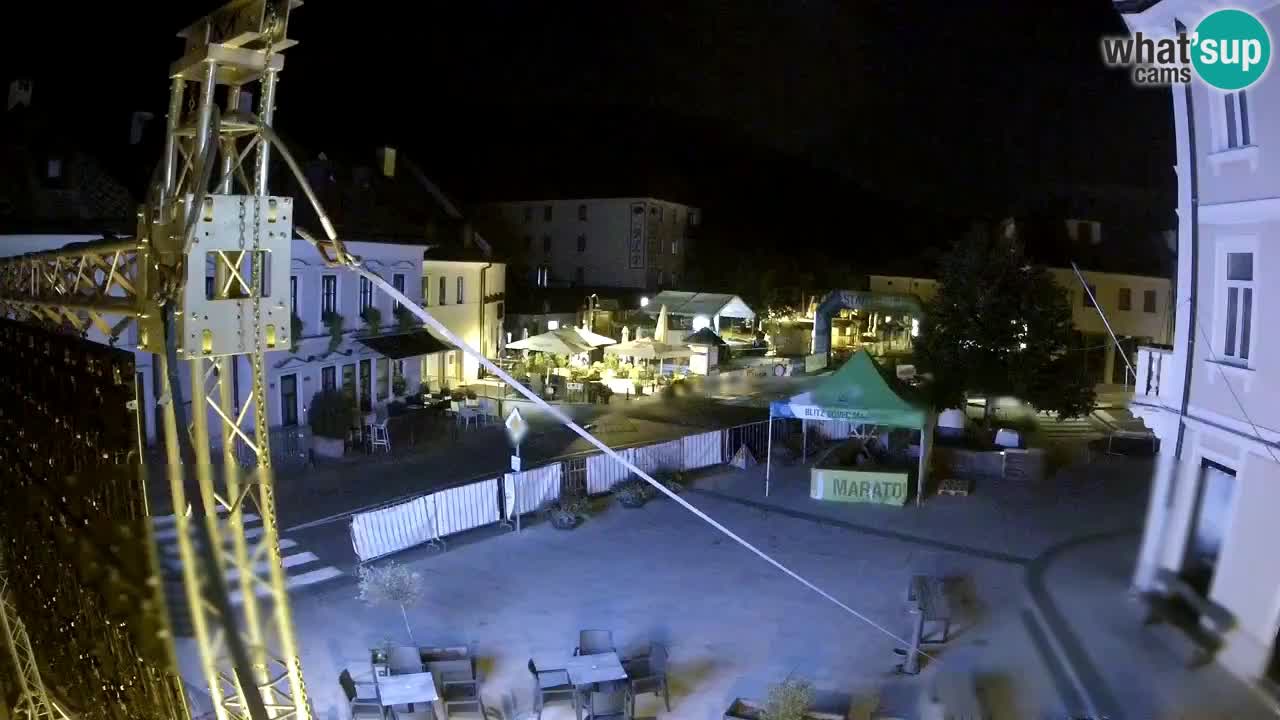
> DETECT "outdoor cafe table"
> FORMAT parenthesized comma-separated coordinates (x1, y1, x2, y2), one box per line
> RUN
(376, 671, 439, 707)
(563, 651, 627, 686)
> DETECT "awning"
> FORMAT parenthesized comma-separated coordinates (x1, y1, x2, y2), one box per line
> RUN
(356, 330, 452, 359)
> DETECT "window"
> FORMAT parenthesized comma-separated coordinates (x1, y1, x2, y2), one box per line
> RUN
(392, 273, 405, 308)
(575, 267, 584, 286)
(536, 265, 550, 288)
(1224, 90, 1251, 149)
(359, 276, 374, 312)
(523, 206, 533, 223)
(438, 276, 447, 305)
(1143, 289, 1157, 314)
(542, 235, 551, 253)
(46, 157, 62, 179)
(578, 204, 587, 221)
(376, 358, 389, 400)
(279, 374, 298, 427)
(342, 364, 355, 397)
(321, 275, 337, 314)
(456, 276, 464, 304)
(290, 275, 298, 316)
(543, 204, 552, 221)
(422, 275, 431, 305)
(671, 239, 678, 255)
(359, 359, 372, 411)
(393, 360, 404, 380)
(1223, 252, 1253, 362)
(206, 275, 216, 300)
(321, 366, 336, 392)
(1082, 284, 1097, 308)
(1118, 287, 1131, 311)
(577, 235, 586, 253)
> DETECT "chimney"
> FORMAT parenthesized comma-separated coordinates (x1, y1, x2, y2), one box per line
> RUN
(7, 79, 32, 111)
(377, 146, 397, 177)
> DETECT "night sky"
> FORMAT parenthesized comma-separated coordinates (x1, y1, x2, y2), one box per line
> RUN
(6, 1, 1174, 276)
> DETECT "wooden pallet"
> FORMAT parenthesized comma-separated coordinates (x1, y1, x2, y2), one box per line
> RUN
(938, 477, 970, 497)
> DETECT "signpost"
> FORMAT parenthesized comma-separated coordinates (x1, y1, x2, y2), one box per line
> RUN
(504, 408, 529, 532)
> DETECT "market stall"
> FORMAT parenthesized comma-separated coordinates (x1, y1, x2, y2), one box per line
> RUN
(766, 349, 934, 505)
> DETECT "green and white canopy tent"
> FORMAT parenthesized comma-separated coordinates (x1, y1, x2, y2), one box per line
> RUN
(766, 349, 934, 504)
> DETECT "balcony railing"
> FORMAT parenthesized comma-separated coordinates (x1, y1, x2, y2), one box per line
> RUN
(1135, 345, 1175, 404)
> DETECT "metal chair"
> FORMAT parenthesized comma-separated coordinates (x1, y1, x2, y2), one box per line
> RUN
(528, 659, 576, 720)
(586, 681, 631, 720)
(575, 629, 615, 656)
(370, 419, 391, 452)
(427, 658, 486, 718)
(622, 643, 670, 715)
(339, 668, 384, 719)
(387, 645, 424, 675)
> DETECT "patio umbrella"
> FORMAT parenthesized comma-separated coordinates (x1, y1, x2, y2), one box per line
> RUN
(507, 329, 594, 355)
(604, 338, 693, 360)
(621, 326, 631, 343)
(567, 326, 616, 347)
(654, 304, 669, 342)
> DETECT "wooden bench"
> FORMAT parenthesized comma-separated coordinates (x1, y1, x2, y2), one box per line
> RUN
(906, 575, 952, 643)
(1140, 569, 1235, 668)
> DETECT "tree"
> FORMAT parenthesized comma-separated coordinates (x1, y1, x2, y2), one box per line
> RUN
(357, 561, 425, 644)
(915, 234, 1095, 423)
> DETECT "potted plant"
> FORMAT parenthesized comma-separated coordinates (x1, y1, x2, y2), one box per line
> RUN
(322, 310, 344, 354)
(360, 306, 383, 335)
(725, 679, 816, 720)
(308, 389, 356, 458)
(615, 479, 648, 508)
(393, 304, 416, 333)
(549, 493, 589, 529)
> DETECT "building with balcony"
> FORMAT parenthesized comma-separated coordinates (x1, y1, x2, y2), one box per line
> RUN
(473, 197, 699, 290)
(1119, 0, 1280, 692)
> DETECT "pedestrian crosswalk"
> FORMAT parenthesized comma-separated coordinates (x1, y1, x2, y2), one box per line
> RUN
(152, 506, 344, 606)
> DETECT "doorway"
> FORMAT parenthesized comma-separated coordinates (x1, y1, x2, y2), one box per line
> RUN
(279, 374, 298, 427)
(359, 359, 373, 412)
(1181, 459, 1236, 598)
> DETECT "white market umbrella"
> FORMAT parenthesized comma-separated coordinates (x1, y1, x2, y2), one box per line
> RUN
(621, 326, 631, 343)
(507, 329, 594, 355)
(605, 338, 693, 360)
(654, 304, 669, 342)
(567, 326, 616, 348)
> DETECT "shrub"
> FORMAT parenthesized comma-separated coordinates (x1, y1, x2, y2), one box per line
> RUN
(360, 306, 383, 334)
(763, 678, 814, 720)
(308, 389, 356, 439)
(322, 311, 344, 353)
(393, 304, 416, 333)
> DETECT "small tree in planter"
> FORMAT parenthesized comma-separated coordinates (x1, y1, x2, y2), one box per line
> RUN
(308, 389, 356, 458)
(322, 311, 344, 354)
(357, 561, 425, 644)
(360, 306, 383, 335)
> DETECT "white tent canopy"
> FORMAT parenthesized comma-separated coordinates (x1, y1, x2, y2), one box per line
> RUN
(645, 291, 755, 321)
(507, 328, 597, 355)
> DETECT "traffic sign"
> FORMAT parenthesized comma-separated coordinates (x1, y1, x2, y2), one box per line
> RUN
(504, 407, 529, 446)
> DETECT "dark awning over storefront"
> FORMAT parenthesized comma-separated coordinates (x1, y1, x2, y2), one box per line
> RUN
(356, 330, 452, 359)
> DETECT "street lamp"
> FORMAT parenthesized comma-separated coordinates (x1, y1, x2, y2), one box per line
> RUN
(640, 296, 649, 308)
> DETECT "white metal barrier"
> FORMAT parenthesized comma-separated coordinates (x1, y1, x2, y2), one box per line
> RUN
(587, 450, 635, 494)
(503, 464, 561, 520)
(350, 495, 439, 562)
(433, 478, 501, 537)
(682, 431, 722, 470)
(630, 439, 683, 476)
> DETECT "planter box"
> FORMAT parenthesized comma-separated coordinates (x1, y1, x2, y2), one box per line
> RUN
(724, 698, 845, 720)
(312, 435, 344, 459)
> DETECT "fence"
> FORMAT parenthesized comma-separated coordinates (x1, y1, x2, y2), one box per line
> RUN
(348, 420, 772, 562)
(234, 426, 311, 468)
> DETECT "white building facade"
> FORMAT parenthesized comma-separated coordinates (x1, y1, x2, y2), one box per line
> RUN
(1121, 0, 1280, 691)
(474, 197, 698, 290)
(418, 258, 506, 392)
(0, 235, 508, 444)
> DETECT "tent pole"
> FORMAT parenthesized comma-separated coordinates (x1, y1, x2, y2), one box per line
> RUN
(765, 416, 773, 496)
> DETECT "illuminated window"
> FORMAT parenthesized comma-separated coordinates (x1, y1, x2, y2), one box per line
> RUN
(321, 275, 337, 314)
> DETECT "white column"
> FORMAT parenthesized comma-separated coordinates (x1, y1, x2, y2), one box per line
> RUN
(1131, 413, 1180, 592)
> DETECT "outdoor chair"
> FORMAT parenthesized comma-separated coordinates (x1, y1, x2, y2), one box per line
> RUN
(575, 629, 615, 656)
(370, 419, 391, 453)
(586, 681, 631, 720)
(391, 712, 432, 720)
(339, 668, 384, 719)
(528, 659, 577, 720)
(427, 658, 487, 718)
(622, 643, 670, 714)
(387, 645, 424, 675)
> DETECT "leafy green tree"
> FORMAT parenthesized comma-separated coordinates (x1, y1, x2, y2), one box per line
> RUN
(915, 234, 1094, 423)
